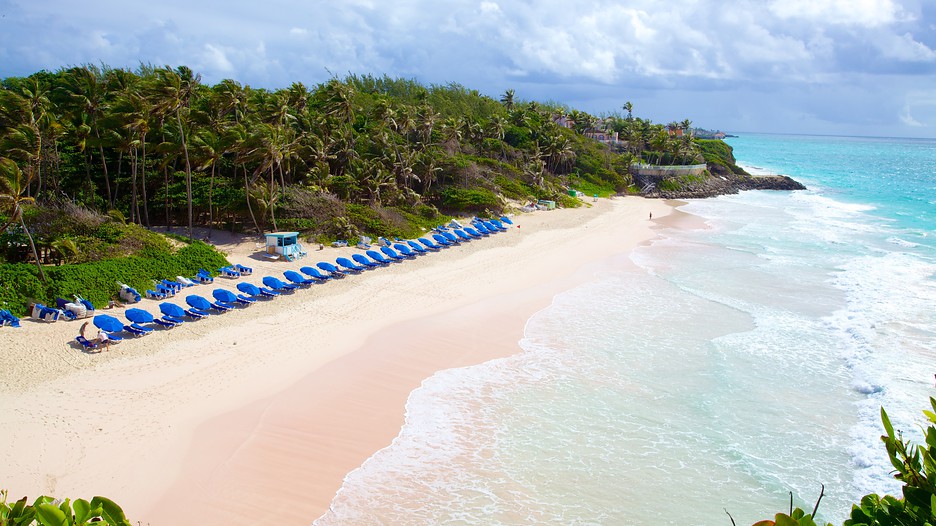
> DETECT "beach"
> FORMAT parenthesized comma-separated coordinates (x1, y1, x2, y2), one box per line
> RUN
(0, 196, 671, 525)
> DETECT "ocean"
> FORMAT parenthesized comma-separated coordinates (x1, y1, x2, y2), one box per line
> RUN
(315, 134, 936, 525)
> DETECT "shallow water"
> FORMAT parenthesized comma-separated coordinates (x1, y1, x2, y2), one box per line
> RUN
(316, 134, 936, 525)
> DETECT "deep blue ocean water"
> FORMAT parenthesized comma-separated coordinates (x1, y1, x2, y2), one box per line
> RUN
(316, 134, 936, 525)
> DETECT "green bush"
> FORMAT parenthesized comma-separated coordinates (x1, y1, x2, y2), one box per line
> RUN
(0, 240, 229, 315)
(440, 187, 501, 213)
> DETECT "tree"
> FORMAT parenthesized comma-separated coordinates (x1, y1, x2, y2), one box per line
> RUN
(0, 158, 46, 281)
(623, 101, 634, 120)
(500, 89, 515, 110)
(153, 65, 200, 238)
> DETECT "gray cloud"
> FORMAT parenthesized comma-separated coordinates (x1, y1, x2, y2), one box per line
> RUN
(1, 0, 933, 136)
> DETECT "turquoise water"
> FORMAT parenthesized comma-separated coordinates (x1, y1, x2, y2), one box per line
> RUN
(316, 134, 936, 525)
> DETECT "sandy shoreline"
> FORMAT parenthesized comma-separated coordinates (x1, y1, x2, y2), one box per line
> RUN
(0, 197, 674, 524)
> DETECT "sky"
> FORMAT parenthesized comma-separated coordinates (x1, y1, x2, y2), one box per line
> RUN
(1, 0, 935, 138)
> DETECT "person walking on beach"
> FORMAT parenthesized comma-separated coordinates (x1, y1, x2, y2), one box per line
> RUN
(649, 212, 653, 220)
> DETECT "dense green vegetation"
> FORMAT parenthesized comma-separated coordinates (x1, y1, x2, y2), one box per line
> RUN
(0, 65, 709, 313)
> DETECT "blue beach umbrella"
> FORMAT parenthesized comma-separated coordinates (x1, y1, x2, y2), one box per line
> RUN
(92, 314, 124, 333)
(125, 308, 154, 324)
(186, 295, 214, 311)
(159, 302, 187, 319)
(237, 282, 263, 296)
(212, 289, 239, 304)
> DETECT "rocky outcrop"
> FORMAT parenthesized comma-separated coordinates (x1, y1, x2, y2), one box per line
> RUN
(635, 139, 806, 199)
(639, 171, 806, 199)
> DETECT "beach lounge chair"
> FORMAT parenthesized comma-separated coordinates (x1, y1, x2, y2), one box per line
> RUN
(118, 283, 142, 303)
(219, 266, 241, 278)
(366, 249, 393, 265)
(331, 239, 348, 248)
(499, 215, 514, 225)
(417, 237, 441, 251)
(158, 303, 187, 326)
(152, 317, 179, 328)
(0, 309, 21, 328)
(262, 276, 299, 292)
(453, 229, 472, 242)
(234, 263, 253, 276)
(352, 253, 382, 268)
(336, 257, 365, 273)
(126, 322, 154, 334)
(236, 293, 257, 304)
(490, 219, 508, 231)
(160, 279, 183, 293)
(31, 303, 62, 322)
(186, 306, 212, 319)
(377, 237, 392, 247)
(176, 276, 196, 287)
(122, 323, 150, 336)
(75, 335, 98, 350)
(299, 266, 333, 282)
(56, 298, 81, 320)
(283, 270, 316, 286)
(392, 243, 417, 258)
(72, 295, 95, 316)
(441, 231, 459, 244)
(145, 289, 167, 300)
(195, 269, 214, 284)
(464, 227, 483, 238)
(357, 236, 372, 249)
(316, 262, 348, 278)
(154, 282, 176, 297)
(125, 308, 157, 332)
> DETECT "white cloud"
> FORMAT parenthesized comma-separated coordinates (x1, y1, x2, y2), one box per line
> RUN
(289, 27, 308, 36)
(900, 104, 923, 126)
(877, 32, 936, 62)
(202, 43, 234, 73)
(768, 0, 906, 27)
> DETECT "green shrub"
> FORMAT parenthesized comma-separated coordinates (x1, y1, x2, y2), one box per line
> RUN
(440, 187, 501, 213)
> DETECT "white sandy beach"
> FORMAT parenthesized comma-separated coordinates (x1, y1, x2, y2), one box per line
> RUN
(0, 197, 674, 525)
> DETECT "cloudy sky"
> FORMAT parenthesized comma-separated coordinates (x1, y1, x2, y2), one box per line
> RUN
(1, 0, 934, 137)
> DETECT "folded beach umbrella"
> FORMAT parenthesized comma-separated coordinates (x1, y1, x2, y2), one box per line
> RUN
(125, 308, 155, 324)
(263, 275, 299, 291)
(417, 237, 440, 251)
(300, 266, 333, 281)
(93, 314, 124, 333)
(283, 270, 315, 285)
(352, 253, 382, 268)
(159, 302, 187, 319)
(366, 249, 393, 264)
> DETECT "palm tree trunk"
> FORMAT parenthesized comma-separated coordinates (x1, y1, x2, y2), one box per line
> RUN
(141, 134, 150, 227)
(243, 165, 262, 235)
(176, 109, 193, 239)
(21, 215, 45, 282)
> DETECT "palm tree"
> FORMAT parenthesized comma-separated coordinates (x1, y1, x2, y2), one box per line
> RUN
(62, 65, 114, 207)
(153, 66, 200, 238)
(500, 89, 515, 110)
(623, 101, 634, 120)
(0, 158, 45, 281)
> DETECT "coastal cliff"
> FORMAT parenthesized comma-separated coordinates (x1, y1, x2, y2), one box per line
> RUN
(635, 139, 806, 199)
